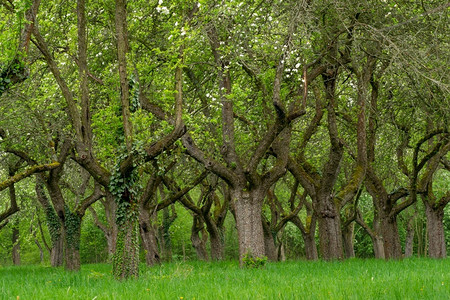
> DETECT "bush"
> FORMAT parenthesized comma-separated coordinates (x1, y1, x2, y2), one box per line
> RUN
(242, 252, 267, 268)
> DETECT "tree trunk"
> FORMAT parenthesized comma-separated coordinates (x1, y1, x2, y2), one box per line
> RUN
(404, 216, 415, 258)
(12, 224, 21, 265)
(50, 227, 64, 267)
(317, 196, 343, 260)
(208, 226, 224, 260)
(160, 206, 175, 261)
(191, 215, 209, 261)
(380, 216, 402, 259)
(304, 233, 318, 260)
(113, 213, 139, 280)
(233, 188, 265, 265)
(371, 235, 385, 259)
(277, 240, 286, 261)
(425, 203, 446, 258)
(64, 211, 82, 271)
(104, 194, 118, 260)
(139, 209, 160, 266)
(342, 222, 355, 258)
(262, 221, 277, 261)
(290, 215, 318, 260)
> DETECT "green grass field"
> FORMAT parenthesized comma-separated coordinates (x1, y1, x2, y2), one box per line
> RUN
(1, 258, 449, 299)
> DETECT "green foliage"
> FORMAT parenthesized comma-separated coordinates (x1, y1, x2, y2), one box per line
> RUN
(242, 252, 267, 269)
(45, 206, 61, 244)
(79, 216, 107, 264)
(112, 216, 139, 279)
(64, 206, 81, 251)
(109, 143, 145, 226)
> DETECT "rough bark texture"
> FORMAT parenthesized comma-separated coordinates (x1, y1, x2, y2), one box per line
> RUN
(317, 209, 343, 260)
(191, 215, 209, 261)
(424, 203, 446, 258)
(139, 209, 160, 265)
(372, 235, 385, 259)
(342, 222, 355, 258)
(113, 214, 139, 280)
(209, 228, 225, 260)
(262, 221, 278, 261)
(380, 216, 402, 259)
(233, 189, 265, 263)
(64, 241, 81, 271)
(304, 233, 319, 260)
(64, 212, 82, 271)
(50, 227, 64, 267)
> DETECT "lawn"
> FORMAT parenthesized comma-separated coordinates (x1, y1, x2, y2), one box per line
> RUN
(1, 258, 449, 299)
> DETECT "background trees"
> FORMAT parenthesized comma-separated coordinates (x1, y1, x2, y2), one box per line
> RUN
(0, 0, 448, 279)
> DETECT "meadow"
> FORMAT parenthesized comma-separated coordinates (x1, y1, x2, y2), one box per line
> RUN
(1, 258, 449, 299)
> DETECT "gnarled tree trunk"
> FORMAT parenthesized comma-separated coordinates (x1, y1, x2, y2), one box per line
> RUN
(342, 222, 355, 258)
(191, 215, 209, 261)
(424, 203, 446, 258)
(139, 208, 160, 265)
(233, 188, 265, 264)
(64, 213, 82, 271)
(262, 220, 277, 261)
(50, 226, 64, 267)
(380, 215, 402, 259)
(207, 224, 225, 260)
(316, 194, 343, 260)
(113, 209, 139, 280)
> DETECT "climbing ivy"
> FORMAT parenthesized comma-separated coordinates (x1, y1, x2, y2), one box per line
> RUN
(64, 205, 81, 251)
(129, 74, 141, 113)
(109, 141, 145, 226)
(0, 58, 27, 95)
(109, 142, 145, 279)
(45, 206, 61, 244)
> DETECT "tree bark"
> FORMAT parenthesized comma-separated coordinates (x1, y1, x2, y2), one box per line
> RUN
(113, 211, 139, 280)
(404, 215, 415, 258)
(262, 220, 277, 261)
(208, 227, 225, 260)
(139, 208, 160, 265)
(290, 208, 318, 260)
(304, 233, 319, 260)
(63, 211, 82, 271)
(342, 222, 355, 258)
(424, 202, 446, 258)
(380, 216, 402, 259)
(233, 188, 265, 263)
(317, 212, 343, 259)
(191, 215, 209, 261)
(50, 226, 64, 267)
(12, 223, 21, 265)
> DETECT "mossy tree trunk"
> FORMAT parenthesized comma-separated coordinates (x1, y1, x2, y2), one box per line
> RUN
(424, 199, 448, 258)
(112, 198, 139, 280)
(342, 222, 355, 259)
(64, 209, 82, 271)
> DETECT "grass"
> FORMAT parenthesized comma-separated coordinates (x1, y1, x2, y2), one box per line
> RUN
(1, 258, 449, 299)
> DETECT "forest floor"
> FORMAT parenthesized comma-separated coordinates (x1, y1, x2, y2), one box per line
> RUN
(1, 258, 449, 299)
